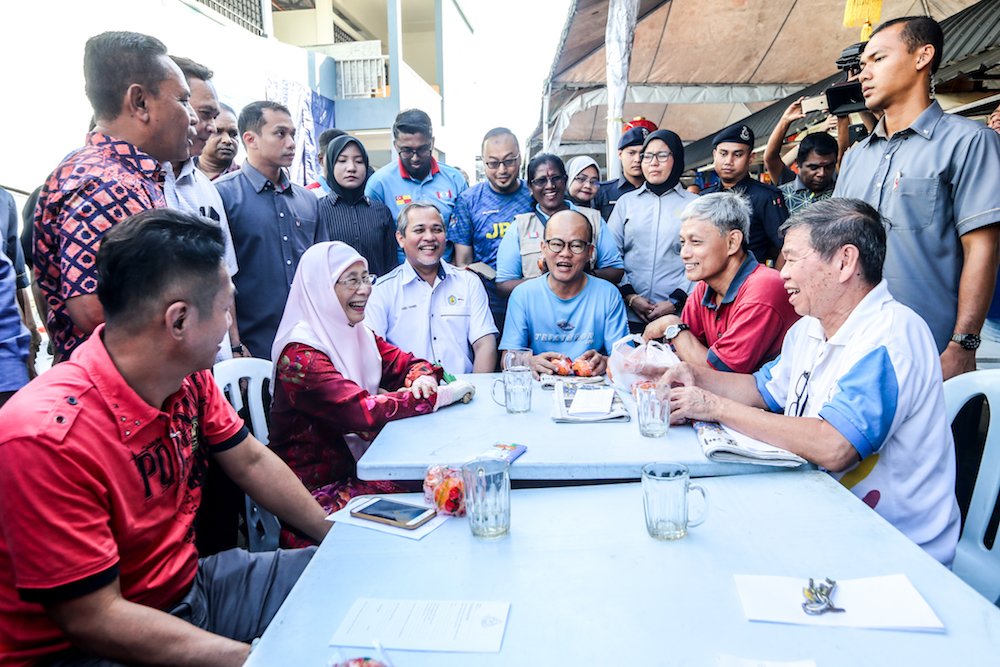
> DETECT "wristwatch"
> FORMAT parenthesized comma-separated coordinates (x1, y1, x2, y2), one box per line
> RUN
(663, 323, 690, 342)
(950, 333, 981, 350)
(231, 343, 246, 356)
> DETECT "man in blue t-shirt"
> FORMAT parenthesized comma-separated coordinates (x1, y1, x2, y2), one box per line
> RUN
(500, 210, 628, 377)
(365, 109, 467, 263)
(449, 128, 534, 330)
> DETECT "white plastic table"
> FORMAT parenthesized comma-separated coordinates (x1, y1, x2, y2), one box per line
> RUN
(358, 373, 806, 481)
(247, 471, 1000, 665)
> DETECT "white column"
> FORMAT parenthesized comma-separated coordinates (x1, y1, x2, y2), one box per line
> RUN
(260, 0, 274, 38)
(316, 0, 335, 45)
(605, 0, 639, 180)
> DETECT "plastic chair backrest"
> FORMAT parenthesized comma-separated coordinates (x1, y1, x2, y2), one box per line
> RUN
(213, 358, 274, 445)
(212, 358, 281, 551)
(944, 369, 1000, 603)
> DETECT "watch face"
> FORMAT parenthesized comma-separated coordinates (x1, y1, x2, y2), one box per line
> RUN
(952, 334, 981, 350)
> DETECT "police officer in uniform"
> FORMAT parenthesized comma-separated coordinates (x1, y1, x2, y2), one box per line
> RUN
(701, 124, 788, 264)
(594, 127, 648, 221)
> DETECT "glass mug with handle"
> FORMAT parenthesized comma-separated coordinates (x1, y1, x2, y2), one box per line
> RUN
(462, 457, 511, 539)
(491, 348, 532, 414)
(641, 462, 709, 540)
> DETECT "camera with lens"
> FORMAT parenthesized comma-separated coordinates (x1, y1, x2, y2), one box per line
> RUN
(800, 42, 869, 118)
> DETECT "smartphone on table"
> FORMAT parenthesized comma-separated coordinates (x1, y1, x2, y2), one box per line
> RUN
(349, 497, 437, 530)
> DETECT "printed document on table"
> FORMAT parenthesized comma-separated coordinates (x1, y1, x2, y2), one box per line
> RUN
(733, 574, 943, 632)
(568, 386, 615, 416)
(330, 599, 510, 652)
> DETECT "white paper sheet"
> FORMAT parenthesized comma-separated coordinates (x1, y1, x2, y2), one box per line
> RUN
(718, 656, 816, 667)
(733, 574, 944, 632)
(326, 496, 450, 541)
(330, 599, 510, 652)
(568, 386, 614, 416)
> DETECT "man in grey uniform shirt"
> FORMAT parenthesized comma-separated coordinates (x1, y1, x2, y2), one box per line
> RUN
(834, 16, 1000, 380)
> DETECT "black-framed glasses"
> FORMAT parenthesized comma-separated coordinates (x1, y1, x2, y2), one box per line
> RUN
(397, 145, 432, 158)
(483, 156, 519, 170)
(573, 175, 601, 187)
(544, 238, 590, 254)
(530, 175, 567, 188)
(641, 151, 673, 163)
(788, 370, 810, 417)
(336, 273, 376, 290)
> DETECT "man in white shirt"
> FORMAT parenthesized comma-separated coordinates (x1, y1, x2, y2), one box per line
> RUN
(365, 201, 498, 374)
(664, 198, 960, 566)
(163, 56, 246, 360)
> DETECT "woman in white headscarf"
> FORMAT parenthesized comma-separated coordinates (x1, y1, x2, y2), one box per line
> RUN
(269, 242, 473, 527)
(565, 155, 601, 210)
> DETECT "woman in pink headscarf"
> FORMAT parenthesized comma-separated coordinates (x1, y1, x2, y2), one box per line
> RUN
(269, 242, 472, 528)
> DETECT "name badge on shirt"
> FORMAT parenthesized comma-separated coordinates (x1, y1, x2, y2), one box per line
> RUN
(528, 231, 539, 239)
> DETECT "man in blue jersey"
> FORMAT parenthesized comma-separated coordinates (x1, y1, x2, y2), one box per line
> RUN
(449, 127, 534, 330)
(500, 210, 628, 378)
(365, 109, 467, 264)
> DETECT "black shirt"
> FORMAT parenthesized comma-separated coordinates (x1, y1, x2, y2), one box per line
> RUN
(701, 175, 788, 262)
(594, 176, 640, 221)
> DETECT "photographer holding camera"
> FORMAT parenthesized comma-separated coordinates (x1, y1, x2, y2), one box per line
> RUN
(763, 101, 838, 216)
(834, 16, 1000, 381)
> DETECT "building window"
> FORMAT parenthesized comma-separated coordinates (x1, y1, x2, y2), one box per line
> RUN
(334, 24, 356, 43)
(193, 0, 263, 36)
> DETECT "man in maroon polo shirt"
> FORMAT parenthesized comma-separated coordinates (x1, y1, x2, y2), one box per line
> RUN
(645, 191, 799, 373)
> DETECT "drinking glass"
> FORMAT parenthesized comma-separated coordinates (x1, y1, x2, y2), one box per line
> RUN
(641, 462, 709, 540)
(635, 382, 669, 437)
(491, 348, 533, 414)
(462, 458, 510, 538)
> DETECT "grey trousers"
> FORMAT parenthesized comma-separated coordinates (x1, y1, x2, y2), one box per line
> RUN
(43, 546, 316, 666)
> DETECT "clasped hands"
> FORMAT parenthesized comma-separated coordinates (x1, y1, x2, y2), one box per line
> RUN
(628, 296, 675, 323)
(658, 362, 727, 425)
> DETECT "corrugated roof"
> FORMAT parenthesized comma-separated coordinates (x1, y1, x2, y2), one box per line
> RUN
(682, 0, 1000, 169)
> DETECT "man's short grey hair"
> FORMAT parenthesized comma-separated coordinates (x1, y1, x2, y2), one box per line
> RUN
(680, 191, 751, 248)
(396, 201, 443, 235)
(779, 198, 886, 286)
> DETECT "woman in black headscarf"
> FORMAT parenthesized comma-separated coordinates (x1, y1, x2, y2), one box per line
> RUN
(319, 136, 399, 277)
(608, 129, 699, 333)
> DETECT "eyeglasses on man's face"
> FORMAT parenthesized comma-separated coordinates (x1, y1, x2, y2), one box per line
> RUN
(397, 144, 432, 159)
(336, 273, 376, 290)
(641, 151, 673, 163)
(573, 175, 601, 187)
(544, 238, 590, 254)
(483, 156, 519, 170)
(530, 174, 568, 188)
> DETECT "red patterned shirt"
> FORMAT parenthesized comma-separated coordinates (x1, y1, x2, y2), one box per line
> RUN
(33, 133, 167, 359)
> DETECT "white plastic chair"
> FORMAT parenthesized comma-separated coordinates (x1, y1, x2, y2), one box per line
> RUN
(213, 358, 281, 552)
(944, 369, 1000, 603)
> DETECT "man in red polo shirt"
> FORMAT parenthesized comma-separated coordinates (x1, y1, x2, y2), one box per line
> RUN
(644, 191, 799, 373)
(0, 210, 330, 666)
